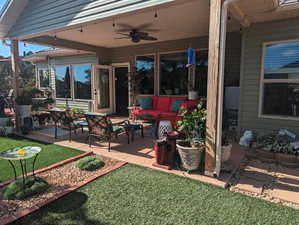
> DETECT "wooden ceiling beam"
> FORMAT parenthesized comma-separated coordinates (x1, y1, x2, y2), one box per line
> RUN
(229, 1, 251, 27)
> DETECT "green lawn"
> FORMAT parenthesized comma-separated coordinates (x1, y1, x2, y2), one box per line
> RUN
(0, 137, 83, 182)
(12, 164, 299, 225)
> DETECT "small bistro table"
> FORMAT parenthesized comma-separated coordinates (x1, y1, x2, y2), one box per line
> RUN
(0, 146, 42, 188)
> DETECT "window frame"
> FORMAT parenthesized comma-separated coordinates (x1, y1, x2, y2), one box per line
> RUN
(259, 39, 299, 121)
(72, 63, 93, 102)
(54, 64, 72, 100)
(134, 54, 157, 96)
(158, 50, 190, 97)
(36, 67, 51, 89)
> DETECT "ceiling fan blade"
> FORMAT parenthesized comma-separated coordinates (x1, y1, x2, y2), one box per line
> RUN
(115, 37, 130, 40)
(141, 28, 160, 33)
(116, 32, 131, 37)
(117, 23, 134, 29)
(116, 29, 132, 32)
(135, 23, 153, 30)
(141, 36, 157, 41)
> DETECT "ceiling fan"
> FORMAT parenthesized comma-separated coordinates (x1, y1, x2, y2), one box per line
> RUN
(115, 23, 159, 43)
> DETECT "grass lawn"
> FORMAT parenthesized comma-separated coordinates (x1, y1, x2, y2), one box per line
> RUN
(0, 137, 83, 182)
(12, 164, 299, 225)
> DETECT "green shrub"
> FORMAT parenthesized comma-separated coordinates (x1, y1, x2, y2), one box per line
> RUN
(76, 156, 105, 171)
(3, 177, 49, 200)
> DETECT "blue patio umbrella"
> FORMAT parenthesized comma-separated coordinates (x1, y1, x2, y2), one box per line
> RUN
(64, 66, 71, 108)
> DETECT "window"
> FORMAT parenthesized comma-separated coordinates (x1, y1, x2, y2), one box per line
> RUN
(135, 55, 155, 95)
(261, 41, 299, 117)
(38, 68, 50, 88)
(160, 52, 188, 95)
(73, 64, 92, 100)
(195, 50, 208, 97)
(55, 65, 71, 98)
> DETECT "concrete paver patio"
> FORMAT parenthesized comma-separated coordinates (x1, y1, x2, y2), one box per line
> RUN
(231, 158, 299, 207)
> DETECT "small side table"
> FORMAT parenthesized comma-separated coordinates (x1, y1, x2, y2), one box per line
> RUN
(0, 146, 41, 189)
(129, 122, 144, 142)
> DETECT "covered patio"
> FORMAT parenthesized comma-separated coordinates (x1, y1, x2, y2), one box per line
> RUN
(2, 0, 299, 178)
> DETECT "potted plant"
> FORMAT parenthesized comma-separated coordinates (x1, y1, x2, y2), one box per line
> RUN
(176, 104, 206, 172)
(15, 87, 42, 117)
(221, 132, 232, 162)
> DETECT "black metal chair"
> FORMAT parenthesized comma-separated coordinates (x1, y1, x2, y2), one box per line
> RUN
(85, 113, 130, 151)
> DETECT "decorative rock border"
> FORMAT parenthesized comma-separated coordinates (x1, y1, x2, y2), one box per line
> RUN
(0, 153, 127, 225)
(0, 151, 93, 188)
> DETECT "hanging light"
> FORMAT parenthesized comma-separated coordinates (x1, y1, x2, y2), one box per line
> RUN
(80, 26, 83, 33)
(112, 18, 116, 27)
(23, 42, 26, 47)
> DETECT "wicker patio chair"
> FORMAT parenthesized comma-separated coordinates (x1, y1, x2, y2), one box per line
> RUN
(85, 113, 130, 151)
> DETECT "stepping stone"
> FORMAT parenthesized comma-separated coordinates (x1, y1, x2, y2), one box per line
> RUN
(233, 177, 264, 194)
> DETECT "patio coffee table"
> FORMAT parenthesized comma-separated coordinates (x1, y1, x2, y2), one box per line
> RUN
(0, 146, 41, 188)
(136, 113, 160, 138)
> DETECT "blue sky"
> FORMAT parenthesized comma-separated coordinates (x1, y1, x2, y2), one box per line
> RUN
(0, 0, 48, 57)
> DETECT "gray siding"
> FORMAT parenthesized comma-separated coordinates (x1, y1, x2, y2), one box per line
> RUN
(8, 0, 174, 38)
(110, 32, 241, 87)
(36, 54, 98, 111)
(239, 18, 299, 134)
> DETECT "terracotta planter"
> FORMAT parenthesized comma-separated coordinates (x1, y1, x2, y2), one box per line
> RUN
(221, 144, 232, 162)
(275, 153, 297, 168)
(255, 148, 275, 163)
(177, 141, 204, 172)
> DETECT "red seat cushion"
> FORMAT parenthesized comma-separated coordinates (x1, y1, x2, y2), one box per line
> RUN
(156, 97, 171, 112)
(132, 109, 163, 117)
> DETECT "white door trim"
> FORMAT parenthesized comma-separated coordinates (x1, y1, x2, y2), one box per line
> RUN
(92, 65, 113, 114)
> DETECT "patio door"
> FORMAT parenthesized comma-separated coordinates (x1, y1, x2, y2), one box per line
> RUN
(92, 65, 113, 113)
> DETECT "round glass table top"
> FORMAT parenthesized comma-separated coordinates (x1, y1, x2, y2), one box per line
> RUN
(0, 146, 42, 160)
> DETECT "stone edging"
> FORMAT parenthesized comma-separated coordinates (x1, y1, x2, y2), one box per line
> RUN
(0, 160, 127, 225)
(0, 151, 94, 188)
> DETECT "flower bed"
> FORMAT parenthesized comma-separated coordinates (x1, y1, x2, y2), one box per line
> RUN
(250, 132, 299, 168)
(0, 154, 124, 225)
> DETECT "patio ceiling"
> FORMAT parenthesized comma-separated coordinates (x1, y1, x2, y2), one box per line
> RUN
(23, 0, 240, 50)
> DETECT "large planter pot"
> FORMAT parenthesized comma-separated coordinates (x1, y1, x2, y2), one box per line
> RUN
(255, 148, 275, 163)
(0, 117, 9, 127)
(176, 141, 204, 171)
(16, 105, 32, 118)
(4, 126, 13, 135)
(221, 144, 232, 162)
(188, 91, 198, 100)
(275, 153, 297, 168)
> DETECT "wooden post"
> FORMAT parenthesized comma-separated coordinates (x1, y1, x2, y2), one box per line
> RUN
(10, 40, 21, 132)
(205, 0, 222, 177)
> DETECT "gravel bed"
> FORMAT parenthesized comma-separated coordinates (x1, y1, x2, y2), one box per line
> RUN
(0, 155, 119, 221)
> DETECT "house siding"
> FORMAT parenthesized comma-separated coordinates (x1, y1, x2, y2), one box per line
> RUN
(239, 18, 299, 134)
(36, 54, 98, 111)
(8, 0, 174, 38)
(109, 32, 241, 91)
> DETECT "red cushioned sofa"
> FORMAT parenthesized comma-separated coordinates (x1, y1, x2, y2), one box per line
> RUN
(132, 96, 199, 127)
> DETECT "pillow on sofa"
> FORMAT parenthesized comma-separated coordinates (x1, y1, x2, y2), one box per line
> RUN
(138, 97, 153, 110)
(171, 100, 184, 112)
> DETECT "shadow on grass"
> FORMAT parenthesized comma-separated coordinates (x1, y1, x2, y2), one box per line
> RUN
(12, 191, 109, 225)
